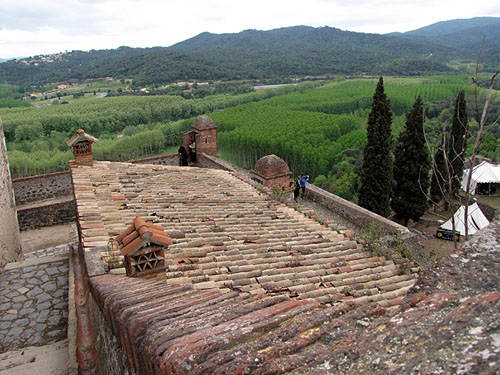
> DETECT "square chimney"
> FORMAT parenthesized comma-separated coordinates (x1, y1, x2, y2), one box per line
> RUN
(67, 129, 98, 166)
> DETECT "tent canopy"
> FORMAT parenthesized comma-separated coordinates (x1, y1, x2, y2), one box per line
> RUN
(441, 202, 490, 235)
(462, 161, 500, 192)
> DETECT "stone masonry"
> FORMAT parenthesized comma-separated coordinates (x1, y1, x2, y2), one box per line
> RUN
(0, 244, 74, 353)
(0, 116, 22, 267)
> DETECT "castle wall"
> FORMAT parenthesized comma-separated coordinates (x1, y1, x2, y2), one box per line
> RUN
(197, 152, 237, 172)
(12, 171, 72, 205)
(88, 290, 135, 375)
(131, 153, 179, 166)
(17, 199, 75, 230)
(0, 117, 23, 267)
(305, 184, 406, 234)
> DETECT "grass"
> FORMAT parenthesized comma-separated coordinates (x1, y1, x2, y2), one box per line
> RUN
(476, 195, 500, 214)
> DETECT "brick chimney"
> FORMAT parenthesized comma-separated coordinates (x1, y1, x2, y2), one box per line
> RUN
(252, 154, 292, 192)
(67, 129, 98, 166)
(191, 115, 217, 155)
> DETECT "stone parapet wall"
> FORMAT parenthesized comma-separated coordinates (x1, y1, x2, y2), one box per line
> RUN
(305, 184, 407, 234)
(197, 153, 242, 173)
(17, 199, 75, 230)
(88, 289, 133, 375)
(12, 171, 72, 205)
(131, 153, 179, 166)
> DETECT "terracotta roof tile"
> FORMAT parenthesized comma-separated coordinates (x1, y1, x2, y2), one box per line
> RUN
(72, 161, 417, 308)
(115, 216, 172, 257)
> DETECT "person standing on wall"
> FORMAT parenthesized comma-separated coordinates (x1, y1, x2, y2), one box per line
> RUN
(189, 141, 196, 163)
(178, 145, 189, 166)
(293, 179, 300, 201)
(299, 174, 309, 198)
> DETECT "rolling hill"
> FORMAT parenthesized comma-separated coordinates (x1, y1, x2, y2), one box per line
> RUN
(397, 17, 500, 64)
(0, 17, 498, 86)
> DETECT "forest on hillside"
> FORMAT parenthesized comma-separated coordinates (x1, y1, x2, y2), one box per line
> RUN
(1, 21, 492, 87)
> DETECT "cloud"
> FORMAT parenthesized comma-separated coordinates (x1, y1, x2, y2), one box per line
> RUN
(0, 0, 499, 58)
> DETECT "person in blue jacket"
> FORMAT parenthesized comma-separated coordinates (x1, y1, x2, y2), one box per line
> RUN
(299, 174, 309, 198)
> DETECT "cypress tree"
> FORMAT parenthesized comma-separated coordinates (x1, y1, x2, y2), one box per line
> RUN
(359, 77, 393, 217)
(391, 97, 431, 225)
(448, 90, 468, 196)
(430, 135, 448, 203)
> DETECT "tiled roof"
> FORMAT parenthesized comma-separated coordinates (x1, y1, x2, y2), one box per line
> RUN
(72, 161, 417, 306)
(89, 220, 500, 375)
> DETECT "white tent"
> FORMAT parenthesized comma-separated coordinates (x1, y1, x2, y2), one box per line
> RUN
(461, 161, 500, 194)
(441, 202, 490, 235)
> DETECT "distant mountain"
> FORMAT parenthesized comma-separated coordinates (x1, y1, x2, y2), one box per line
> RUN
(399, 17, 500, 65)
(170, 26, 454, 60)
(404, 17, 500, 37)
(0, 58, 8, 63)
(1, 17, 498, 87)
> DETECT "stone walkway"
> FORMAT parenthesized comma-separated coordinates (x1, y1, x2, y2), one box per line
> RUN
(0, 243, 75, 354)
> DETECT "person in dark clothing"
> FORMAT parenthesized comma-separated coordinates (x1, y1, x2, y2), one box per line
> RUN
(188, 142, 196, 163)
(293, 180, 300, 201)
(178, 145, 189, 166)
(299, 174, 309, 198)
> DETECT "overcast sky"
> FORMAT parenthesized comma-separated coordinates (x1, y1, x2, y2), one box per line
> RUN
(1, 0, 499, 59)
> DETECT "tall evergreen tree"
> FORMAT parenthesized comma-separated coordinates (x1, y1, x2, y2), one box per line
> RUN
(359, 77, 393, 217)
(430, 135, 448, 203)
(391, 97, 431, 225)
(448, 90, 468, 196)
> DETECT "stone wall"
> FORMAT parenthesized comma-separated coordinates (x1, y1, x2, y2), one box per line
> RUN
(17, 199, 75, 230)
(305, 184, 405, 234)
(12, 171, 72, 205)
(197, 153, 238, 173)
(88, 290, 135, 375)
(131, 153, 179, 166)
(0, 117, 23, 266)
